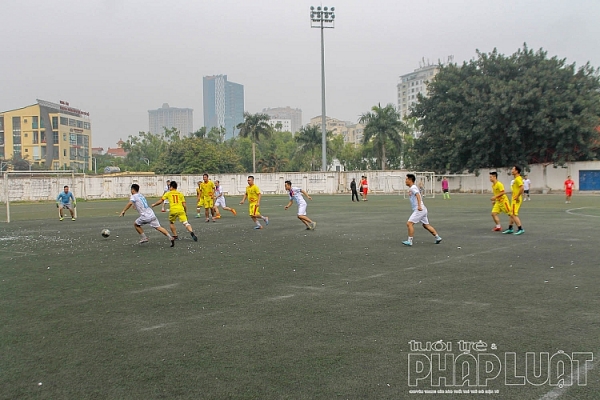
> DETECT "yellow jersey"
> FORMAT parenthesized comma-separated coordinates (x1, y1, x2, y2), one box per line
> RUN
(200, 180, 215, 198)
(246, 184, 261, 204)
(511, 176, 523, 200)
(162, 190, 186, 213)
(492, 181, 508, 202)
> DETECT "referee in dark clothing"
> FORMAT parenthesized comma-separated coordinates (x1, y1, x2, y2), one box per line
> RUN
(350, 178, 360, 202)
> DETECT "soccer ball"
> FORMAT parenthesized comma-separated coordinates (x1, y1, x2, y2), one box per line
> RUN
(101, 229, 111, 238)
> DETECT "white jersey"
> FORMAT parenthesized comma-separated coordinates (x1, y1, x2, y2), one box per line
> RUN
(215, 185, 223, 198)
(408, 185, 425, 211)
(130, 193, 156, 220)
(523, 179, 531, 190)
(288, 187, 307, 206)
(163, 185, 170, 203)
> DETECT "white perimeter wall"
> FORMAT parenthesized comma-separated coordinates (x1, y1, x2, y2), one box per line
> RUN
(1, 161, 598, 202)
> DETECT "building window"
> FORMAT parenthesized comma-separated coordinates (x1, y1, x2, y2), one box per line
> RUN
(52, 116, 58, 129)
(33, 131, 39, 144)
(53, 131, 59, 143)
(32, 116, 39, 129)
(60, 117, 68, 126)
(77, 120, 83, 128)
(83, 122, 90, 130)
(68, 119, 77, 127)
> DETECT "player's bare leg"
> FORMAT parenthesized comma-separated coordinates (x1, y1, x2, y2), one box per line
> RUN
(134, 223, 149, 244)
(169, 222, 178, 239)
(423, 224, 443, 244)
(183, 221, 198, 241)
(298, 215, 314, 230)
(154, 226, 175, 247)
(223, 205, 236, 216)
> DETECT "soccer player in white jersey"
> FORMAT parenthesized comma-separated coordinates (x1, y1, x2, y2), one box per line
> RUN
(120, 184, 175, 247)
(213, 180, 237, 219)
(284, 180, 316, 230)
(402, 174, 442, 246)
(161, 180, 170, 212)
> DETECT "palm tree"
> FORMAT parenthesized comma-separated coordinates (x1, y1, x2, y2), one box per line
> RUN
(237, 112, 273, 173)
(295, 125, 332, 171)
(359, 103, 406, 170)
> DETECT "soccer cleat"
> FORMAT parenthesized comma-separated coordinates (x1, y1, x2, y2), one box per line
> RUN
(139, 238, 149, 244)
(311, 222, 317, 230)
(231, 209, 237, 216)
(215, 215, 221, 219)
(161, 209, 166, 212)
(254, 225, 263, 230)
(514, 229, 525, 235)
(492, 227, 502, 232)
(172, 235, 179, 240)
(435, 237, 442, 244)
(191, 232, 198, 242)
(205, 219, 210, 223)
(305, 227, 311, 230)
(72, 218, 76, 221)
(502, 229, 514, 234)
(195, 214, 201, 218)
(59, 217, 64, 221)
(170, 238, 175, 247)
(264, 216, 269, 226)
(402, 240, 413, 246)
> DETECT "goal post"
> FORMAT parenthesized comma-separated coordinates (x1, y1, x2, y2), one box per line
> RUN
(1, 170, 80, 223)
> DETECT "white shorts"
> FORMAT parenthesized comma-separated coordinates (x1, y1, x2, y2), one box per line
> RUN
(297, 203, 307, 216)
(59, 203, 73, 210)
(135, 215, 161, 228)
(408, 208, 429, 225)
(215, 197, 226, 208)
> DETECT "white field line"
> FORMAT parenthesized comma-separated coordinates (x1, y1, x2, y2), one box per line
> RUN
(566, 207, 600, 218)
(130, 283, 179, 294)
(538, 353, 596, 399)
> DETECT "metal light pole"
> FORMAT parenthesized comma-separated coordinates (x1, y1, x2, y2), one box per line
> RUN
(310, 5, 335, 172)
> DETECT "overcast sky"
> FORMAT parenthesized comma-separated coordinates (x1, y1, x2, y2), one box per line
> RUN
(2, 0, 599, 150)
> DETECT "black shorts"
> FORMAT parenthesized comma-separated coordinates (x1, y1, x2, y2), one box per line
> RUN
(524, 190, 530, 194)
(443, 189, 448, 193)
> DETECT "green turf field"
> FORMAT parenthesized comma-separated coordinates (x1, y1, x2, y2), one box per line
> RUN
(1, 193, 599, 399)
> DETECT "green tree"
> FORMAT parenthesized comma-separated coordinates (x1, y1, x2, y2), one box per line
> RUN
(412, 45, 600, 173)
(121, 129, 172, 171)
(155, 137, 243, 174)
(295, 125, 333, 171)
(359, 103, 406, 170)
(237, 112, 273, 173)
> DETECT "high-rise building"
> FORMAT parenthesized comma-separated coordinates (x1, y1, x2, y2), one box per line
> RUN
(397, 64, 440, 125)
(203, 75, 244, 140)
(309, 115, 364, 146)
(267, 119, 292, 133)
(148, 103, 193, 136)
(0, 99, 92, 171)
(262, 107, 302, 134)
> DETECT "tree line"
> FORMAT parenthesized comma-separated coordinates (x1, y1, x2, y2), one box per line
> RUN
(11, 45, 597, 174)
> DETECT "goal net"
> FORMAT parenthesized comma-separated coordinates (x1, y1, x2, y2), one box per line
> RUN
(403, 171, 436, 199)
(1, 170, 82, 223)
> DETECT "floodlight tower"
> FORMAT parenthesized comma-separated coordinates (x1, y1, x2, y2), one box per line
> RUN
(310, 5, 335, 172)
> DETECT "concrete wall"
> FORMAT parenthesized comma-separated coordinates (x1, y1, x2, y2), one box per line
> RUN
(2, 161, 598, 202)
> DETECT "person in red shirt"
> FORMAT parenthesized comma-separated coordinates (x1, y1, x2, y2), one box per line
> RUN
(564, 176, 575, 204)
(361, 176, 368, 201)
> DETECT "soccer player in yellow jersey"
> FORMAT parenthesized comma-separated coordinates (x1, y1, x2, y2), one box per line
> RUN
(239, 175, 269, 229)
(200, 173, 217, 222)
(503, 165, 525, 235)
(151, 180, 198, 242)
(489, 172, 511, 232)
(195, 181, 204, 218)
